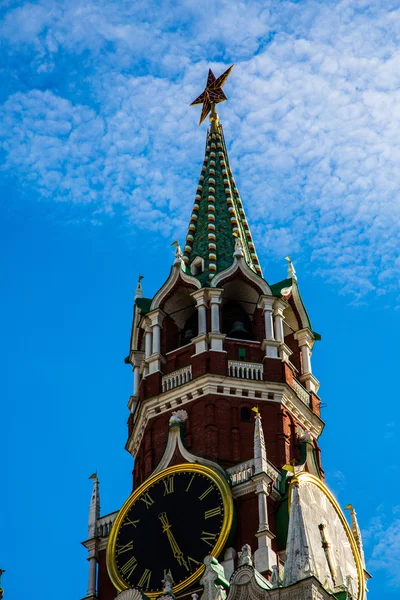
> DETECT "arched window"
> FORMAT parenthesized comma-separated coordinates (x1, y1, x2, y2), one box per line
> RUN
(222, 302, 254, 340)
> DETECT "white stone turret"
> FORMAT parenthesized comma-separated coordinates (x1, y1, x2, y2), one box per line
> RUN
(134, 275, 144, 301)
(88, 474, 100, 539)
(284, 481, 314, 586)
(253, 407, 268, 475)
(345, 505, 366, 569)
(84, 474, 100, 600)
(251, 408, 276, 574)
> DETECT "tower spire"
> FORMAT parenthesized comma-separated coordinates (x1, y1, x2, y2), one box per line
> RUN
(345, 504, 366, 568)
(88, 472, 100, 539)
(184, 67, 263, 284)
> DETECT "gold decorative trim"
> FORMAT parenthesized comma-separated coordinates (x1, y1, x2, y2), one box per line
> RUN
(106, 463, 234, 598)
(289, 472, 365, 600)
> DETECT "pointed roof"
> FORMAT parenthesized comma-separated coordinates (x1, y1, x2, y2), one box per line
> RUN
(182, 122, 263, 285)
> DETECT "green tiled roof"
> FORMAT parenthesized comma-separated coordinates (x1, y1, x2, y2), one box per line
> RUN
(182, 123, 263, 286)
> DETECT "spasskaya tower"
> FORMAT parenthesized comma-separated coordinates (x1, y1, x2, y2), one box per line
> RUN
(82, 66, 369, 600)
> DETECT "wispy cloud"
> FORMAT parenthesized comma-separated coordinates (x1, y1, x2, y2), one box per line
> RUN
(364, 504, 400, 587)
(1, 0, 400, 298)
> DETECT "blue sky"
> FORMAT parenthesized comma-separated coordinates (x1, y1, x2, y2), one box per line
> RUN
(1, 1, 400, 598)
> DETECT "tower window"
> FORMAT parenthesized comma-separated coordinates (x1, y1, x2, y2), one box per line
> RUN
(191, 256, 204, 276)
(240, 407, 252, 422)
(238, 348, 247, 361)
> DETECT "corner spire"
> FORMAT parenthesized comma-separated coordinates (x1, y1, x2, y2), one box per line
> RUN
(88, 473, 100, 539)
(184, 68, 263, 284)
(345, 504, 366, 568)
(252, 406, 268, 474)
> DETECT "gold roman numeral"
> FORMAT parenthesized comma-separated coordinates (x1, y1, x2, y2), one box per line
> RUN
(201, 531, 218, 547)
(117, 540, 134, 555)
(163, 476, 174, 495)
(199, 486, 214, 501)
(186, 474, 195, 492)
(123, 518, 140, 528)
(140, 493, 154, 509)
(205, 506, 222, 519)
(121, 555, 138, 578)
(138, 568, 152, 589)
(163, 568, 173, 579)
(188, 556, 201, 569)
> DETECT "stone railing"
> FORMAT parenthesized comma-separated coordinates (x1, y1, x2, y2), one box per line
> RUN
(162, 365, 192, 393)
(228, 360, 263, 380)
(96, 511, 118, 538)
(228, 460, 255, 485)
(292, 378, 310, 406)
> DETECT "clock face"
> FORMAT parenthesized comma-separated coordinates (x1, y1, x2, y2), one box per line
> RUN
(107, 463, 233, 597)
(289, 473, 365, 600)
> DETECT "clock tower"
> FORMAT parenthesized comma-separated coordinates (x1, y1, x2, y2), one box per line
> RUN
(81, 67, 369, 600)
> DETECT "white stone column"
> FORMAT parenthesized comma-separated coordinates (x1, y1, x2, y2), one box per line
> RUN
(208, 289, 225, 352)
(264, 304, 274, 340)
(294, 328, 320, 394)
(87, 552, 97, 596)
(143, 323, 152, 377)
(145, 326, 152, 359)
(133, 364, 140, 396)
(273, 299, 293, 362)
(273, 301, 285, 343)
(294, 329, 313, 375)
(147, 310, 165, 374)
(191, 289, 209, 354)
(131, 350, 144, 398)
(152, 323, 161, 354)
(258, 296, 280, 359)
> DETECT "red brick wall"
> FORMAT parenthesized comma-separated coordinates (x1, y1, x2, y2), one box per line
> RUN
(97, 549, 117, 600)
(133, 395, 305, 486)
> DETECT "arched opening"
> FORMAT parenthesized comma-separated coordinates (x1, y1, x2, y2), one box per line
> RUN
(222, 302, 254, 341)
(180, 311, 198, 347)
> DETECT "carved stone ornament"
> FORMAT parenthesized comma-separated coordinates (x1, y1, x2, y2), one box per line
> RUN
(114, 588, 144, 600)
(226, 569, 332, 600)
(199, 555, 229, 600)
(169, 410, 188, 426)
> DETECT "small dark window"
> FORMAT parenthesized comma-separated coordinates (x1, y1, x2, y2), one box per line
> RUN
(217, 386, 224, 393)
(230, 388, 236, 395)
(242, 389, 249, 397)
(238, 348, 247, 361)
(255, 391, 262, 399)
(268, 392, 274, 400)
(241, 407, 252, 422)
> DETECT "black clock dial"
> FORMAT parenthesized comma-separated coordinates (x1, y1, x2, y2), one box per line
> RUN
(113, 470, 227, 594)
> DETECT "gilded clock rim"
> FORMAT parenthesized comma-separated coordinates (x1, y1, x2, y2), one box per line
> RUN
(106, 463, 234, 597)
(288, 472, 365, 600)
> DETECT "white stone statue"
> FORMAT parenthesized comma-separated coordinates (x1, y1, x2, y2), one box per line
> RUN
(238, 544, 253, 567)
(162, 572, 174, 595)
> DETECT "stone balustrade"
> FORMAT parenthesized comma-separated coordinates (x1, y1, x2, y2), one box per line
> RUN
(228, 360, 263, 380)
(162, 365, 192, 393)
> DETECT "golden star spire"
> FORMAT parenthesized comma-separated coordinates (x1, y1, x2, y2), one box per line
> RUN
(190, 65, 234, 126)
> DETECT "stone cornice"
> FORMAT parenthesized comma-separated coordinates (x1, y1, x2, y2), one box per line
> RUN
(126, 374, 324, 458)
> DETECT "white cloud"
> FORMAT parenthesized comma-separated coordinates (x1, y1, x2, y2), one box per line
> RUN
(1, 0, 400, 298)
(364, 505, 400, 587)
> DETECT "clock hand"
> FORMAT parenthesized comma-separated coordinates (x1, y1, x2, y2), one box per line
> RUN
(159, 513, 189, 571)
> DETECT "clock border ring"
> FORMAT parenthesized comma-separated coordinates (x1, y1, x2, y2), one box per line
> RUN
(289, 472, 366, 600)
(106, 463, 234, 596)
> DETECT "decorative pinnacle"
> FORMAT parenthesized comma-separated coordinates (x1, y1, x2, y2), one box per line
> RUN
(190, 65, 234, 126)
